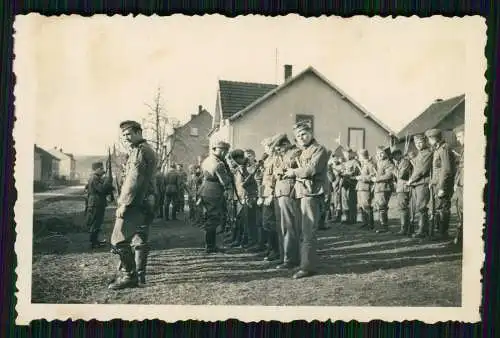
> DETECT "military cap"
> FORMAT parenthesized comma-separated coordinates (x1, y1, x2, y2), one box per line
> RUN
(343, 147, 354, 153)
(270, 133, 290, 148)
(293, 120, 312, 134)
(424, 128, 442, 138)
(413, 133, 426, 141)
(212, 140, 230, 150)
(229, 149, 245, 159)
(119, 120, 142, 131)
(244, 148, 255, 156)
(358, 149, 369, 158)
(92, 161, 104, 170)
(454, 125, 465, 134)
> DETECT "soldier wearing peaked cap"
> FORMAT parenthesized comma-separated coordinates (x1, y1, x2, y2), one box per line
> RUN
(406, 133, 433, 238)
(109, 120, 157, 290)
(392, 148, 414, 236)
(452, 125, 464, 246)
(198, 140, 233, 253)
(425, 128, 456, 240)
(340, 147, 360, 225)
(354, 149, 376, 230)
(283, 121, 328, 279)
(86, 161, 113, 249)
(372, 146, 395, 233)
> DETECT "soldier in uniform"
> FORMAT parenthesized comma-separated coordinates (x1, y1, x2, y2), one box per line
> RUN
(355, 149, 376, 230)
(406, 134, 433, 238)
(176, 164, 188, 214)
(407, 151, 418, 228)
(392, 149, 414, 235)
(155, 165, 166, 219)
(108, 120, 157, 290)
(318, 150, 333, 230)
(86, 161, 113, 249)
(244, 148, 266, 252)
(452, 125, 464, 246)
(330, 156, 344, 223)
(187, 164, 203, 225)
(425, 128, 456, 240)
(271, 133, 302, 270)
(340, 148, 360, 224)
(372, 146, 395, 233)
(283, 121, 328, 279)
(258, 138, 281, 262)
(163, 164, 180, 221)
(199, 141, 233, 253)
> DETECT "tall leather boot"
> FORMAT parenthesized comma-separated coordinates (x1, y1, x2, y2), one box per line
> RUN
(429, 212, 440, 239)
(397, 211, 409, 235)
(108, 245, 138, 290)
(264, 231, 280, 261)
(367, 209, 375, 230)
(135, 246, 149, 285)
(376, 210, 389, 233)
(453, 222, 463, 246)
(341, 211, 350, 224)
(335, 210, 342, 223)
(205, 229, 214, 252)
(359, 210, 369, 229)
(440, 211, 451, 239)
(413, 212, 428, 238)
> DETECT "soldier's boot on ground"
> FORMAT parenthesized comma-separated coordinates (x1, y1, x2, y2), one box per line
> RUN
(413, 213, 429, 238)
(135, 246, 149, 285)
(376, 210, 389, 233)
(453, 222, 463, 246)
(90, 232, 107, 249)
(397, 211, 410, 235)
(407, 213, 415, 237)
(429, 212, 440, 240)
(341, 211, 350, 224)
(334, 210, 342, 223)
(359, 211, 369, 229)
(440, 211, 451, 240)
(108, 245, 138, 290)
(264, 231, 280, 262)
(248, 228, 267, 252)
(205, 229, 224, 253)
(367, 210, 375, 230)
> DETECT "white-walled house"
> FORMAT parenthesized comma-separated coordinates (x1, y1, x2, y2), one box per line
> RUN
(210, 65, 395, 158)
(45, 147, 76, 181)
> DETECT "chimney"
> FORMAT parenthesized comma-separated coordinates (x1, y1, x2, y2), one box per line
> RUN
(284, 64, 293, 82)
(434, 98, 443, 102)
(198, 105, 203, 114)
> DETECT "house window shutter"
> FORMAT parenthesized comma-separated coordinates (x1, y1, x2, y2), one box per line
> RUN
(348, 128, 365, 151)
(295, 114, 314, 133)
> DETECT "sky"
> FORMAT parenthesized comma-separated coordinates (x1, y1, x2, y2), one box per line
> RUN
(17, 15, 470, 156)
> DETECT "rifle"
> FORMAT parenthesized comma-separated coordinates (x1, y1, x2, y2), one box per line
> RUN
(106, 147, 116, 203)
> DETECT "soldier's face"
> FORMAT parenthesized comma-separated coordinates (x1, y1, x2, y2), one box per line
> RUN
(121, 128, 141, 145)
(427, 136, 437, 147)
(95, 167, 105, 176)
(414, 139, 425, 150)
(456, 132, 464, 146)
(295, 130, 313, 147)
(376, 151, 387, 160)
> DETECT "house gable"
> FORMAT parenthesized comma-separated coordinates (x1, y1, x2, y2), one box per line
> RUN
(396, 94, 465, 140)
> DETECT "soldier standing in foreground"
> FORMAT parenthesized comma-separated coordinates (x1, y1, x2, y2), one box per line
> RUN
(452, 125, 464, 246)
(355, 149, 376, 230)
(86, 162, 113, 249)
(199, 141, 233, 253)
(425, 128, 456, 240)
(392, 149, 414, 236)
(372, 146, 395, 233)
(283, 121, 328, 279)
(108, 120, 157, 290)
(406, 134, 433, 238)
(272, 133, 301, 270)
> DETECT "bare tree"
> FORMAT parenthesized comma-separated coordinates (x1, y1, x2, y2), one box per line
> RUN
(142, 87, 180, 171)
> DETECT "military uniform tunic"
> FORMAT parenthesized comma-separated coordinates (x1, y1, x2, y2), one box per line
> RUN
(430, 141, 456, 215)
(111, 139, 157, 248)
(199, 153, 233, 232)
(340, 158, 360, 223)
(372, 158, 395, 212)
(293, 139, 328, 272)
(86, 173, 112, 242)
(394, 157, 413, 213)
(408, 147, 433, 220)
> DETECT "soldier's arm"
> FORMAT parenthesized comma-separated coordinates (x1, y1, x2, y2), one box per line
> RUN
(397, 159, 412, 180)
(438, 148, 454, 191)
(409, 151, 432, 182)
(215, 162, 233, 193)
(89, 175, 112, 194)
(118, 149, 147, 206)
(293, 146, 328, 179)
(376, 161, 395, 182)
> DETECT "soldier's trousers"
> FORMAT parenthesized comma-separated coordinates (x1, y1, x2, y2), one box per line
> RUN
(430, 185, 453, 236)
(409, 187, 417, 224)
(331, 187, 342, 220)
(453, 186, 463, 243)
(356, 190, 373, 227)
(157, 193, 165, 218)
(413, 184, 430, 234)
(297, 196, 321, 272)
(277, 196, 299, 265)
(87, 206, 106, 243)
(200, 195, 224, 249)
(341, 185, 357, 223)
(318, 193, 331, 228)
(177, 191, 185, 213)
(262, 199, 282, 259)
(373, 191, 391, 226)
(164, 192, 178, 220)
(396, 192, 412, 232)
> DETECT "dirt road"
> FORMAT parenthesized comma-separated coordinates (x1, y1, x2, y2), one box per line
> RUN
(32, 196, 463, 306)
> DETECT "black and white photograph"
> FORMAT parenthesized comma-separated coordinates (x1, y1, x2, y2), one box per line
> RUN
(14, 14, 485, 323)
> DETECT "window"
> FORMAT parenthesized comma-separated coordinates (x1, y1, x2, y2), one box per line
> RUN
(295, 114, 314, 133)
(190, 127, 199, 137)
(348, 127, 365, 151)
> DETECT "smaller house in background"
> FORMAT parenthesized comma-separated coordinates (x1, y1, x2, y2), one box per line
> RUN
(34, 144, 60, 184)
(170, 105, 213, 167)
(396, 94, 465, 151)
(45, 147, 77, 181)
